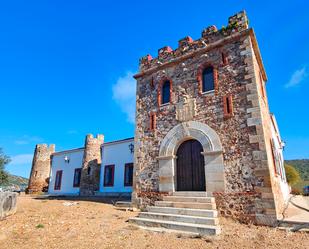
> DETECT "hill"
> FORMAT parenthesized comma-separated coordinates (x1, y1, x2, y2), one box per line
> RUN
(0, 174, 28, 188)
(285, 159, 309, 181)
(285, 159, 309, 193)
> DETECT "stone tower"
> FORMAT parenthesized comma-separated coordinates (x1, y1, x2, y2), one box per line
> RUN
(132, 11, 289, 226)
(28, 144, 55, 193)
(80, 134, 104, 195)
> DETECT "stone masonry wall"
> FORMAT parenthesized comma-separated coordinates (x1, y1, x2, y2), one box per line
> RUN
(132, 11, 285, 225)
(80, 134, 104, 196)
(27, 144, 55, 193)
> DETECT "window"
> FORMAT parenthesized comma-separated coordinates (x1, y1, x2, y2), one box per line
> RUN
(222, 53, 228, 65)
(202, 67, 215, 92)
(124, 163, 134, 187)
(150, 113, 156, 131)
(34, 171, 38, 177)
(87, 167, 91, 175)
(161, 80, 171, 104)
(54, 170, 63, 190)
(150, 76, 154, 89)
(73, 168, 82, 187)
(104, 165, 115, 187)
(223, 95, 233, 118)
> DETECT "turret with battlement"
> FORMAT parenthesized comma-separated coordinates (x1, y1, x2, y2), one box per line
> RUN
(80, 134, 104, 195)
(27, 144, 55, 193)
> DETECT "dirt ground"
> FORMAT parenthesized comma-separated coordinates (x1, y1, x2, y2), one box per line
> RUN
(0, 196, 308, 249)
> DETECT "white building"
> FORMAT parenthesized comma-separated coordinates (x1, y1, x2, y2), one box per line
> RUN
(270, 114, 290, 201)
(99, 137, 134, 196)
(47, 137, 134, 196)
(48, 148, 84, 195)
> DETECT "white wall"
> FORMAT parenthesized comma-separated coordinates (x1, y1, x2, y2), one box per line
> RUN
(270, 115, 290, 201)
(99, 139, 134, 193)
(48, 149, 84, 195)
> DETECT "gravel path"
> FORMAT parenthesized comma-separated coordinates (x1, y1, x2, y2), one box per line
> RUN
(0, 196, 308, 249)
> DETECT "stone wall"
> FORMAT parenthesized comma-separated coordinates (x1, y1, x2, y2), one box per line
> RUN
(80, 134, 104, 196)
(27, 144, 55, 193)
(137, 191, 169, 210)
(132, 11, 286, 226)
(0, 192, 17, 219)
(214, 192, 261, 224)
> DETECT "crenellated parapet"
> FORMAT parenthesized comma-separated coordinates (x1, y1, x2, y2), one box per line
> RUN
(138, 10, 248, 72)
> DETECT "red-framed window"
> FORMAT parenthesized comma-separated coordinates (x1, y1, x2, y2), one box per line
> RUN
(202, 67, 215, 92)
(197, 63, 218, 95)
(73, 168, 82, 187)
(161, 80, 171, 104)
(104, 165, 115, 187)
(223, 95, 233, 118)
(222, 52, 228, 65)
(150, 112, 156, 131)
(124, 163, 134, 187)
(54, 170, 63, 190)
(157, 78, 173, 107)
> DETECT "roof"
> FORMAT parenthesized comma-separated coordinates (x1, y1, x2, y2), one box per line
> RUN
(51, 137, 135, 155)
(102, 137, 134, 146)
(52, 147, 84, 156)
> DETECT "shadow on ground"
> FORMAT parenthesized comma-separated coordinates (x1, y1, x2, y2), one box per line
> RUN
(30, 195, 131, 205)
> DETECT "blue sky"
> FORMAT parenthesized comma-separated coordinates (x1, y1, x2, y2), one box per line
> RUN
(0, 1, 308, 178)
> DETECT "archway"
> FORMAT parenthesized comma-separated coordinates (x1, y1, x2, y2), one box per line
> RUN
(176, 139, 205, 191)
(157, 121, 225, 196)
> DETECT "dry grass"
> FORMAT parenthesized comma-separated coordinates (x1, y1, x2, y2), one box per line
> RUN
(0, 196, 308, 249)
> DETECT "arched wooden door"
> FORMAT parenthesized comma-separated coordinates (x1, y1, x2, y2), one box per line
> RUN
(176, 139, 206, 191)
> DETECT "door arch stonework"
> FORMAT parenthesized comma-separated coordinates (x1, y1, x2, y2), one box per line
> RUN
(157, 121, 225, 196)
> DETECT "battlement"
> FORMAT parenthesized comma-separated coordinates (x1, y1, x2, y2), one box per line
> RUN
(85, 134, 104, 145)
(138, 11, 248, 72)
(35, 144, 55, 154)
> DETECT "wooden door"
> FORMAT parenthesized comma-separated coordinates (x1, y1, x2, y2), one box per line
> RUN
(176, 139, 206, 191)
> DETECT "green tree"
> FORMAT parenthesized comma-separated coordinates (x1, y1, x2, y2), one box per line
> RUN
(0, 148, 10, 185)
(285, 163, 301, 185)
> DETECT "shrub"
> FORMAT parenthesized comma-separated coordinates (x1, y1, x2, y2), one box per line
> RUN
(285, 164, 301, 185)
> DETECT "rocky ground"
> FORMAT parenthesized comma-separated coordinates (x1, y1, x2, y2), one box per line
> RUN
(0, 196, 308, 249)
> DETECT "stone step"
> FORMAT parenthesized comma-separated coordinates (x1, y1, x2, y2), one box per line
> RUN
(278, 220, 309, 232)
(155, 201, 216, 210)
(131, 225, 201, 237)
(138, 212, 218, 225)
(115, 201, 132, 208)
(147, 206, 217, 218)
(129, 217, 220, 235)
(172, 192, 207, 197)
(163, 196, 215, 203)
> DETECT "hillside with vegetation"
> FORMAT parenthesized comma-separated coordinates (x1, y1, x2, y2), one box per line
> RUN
(285, 159, 309, 193)
(0, 147, 29, 190)
(285, 159, 309, 181)
(0, 173, 28, 189)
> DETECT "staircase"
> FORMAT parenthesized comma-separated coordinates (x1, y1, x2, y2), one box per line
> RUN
(129, 192, 221, 236)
